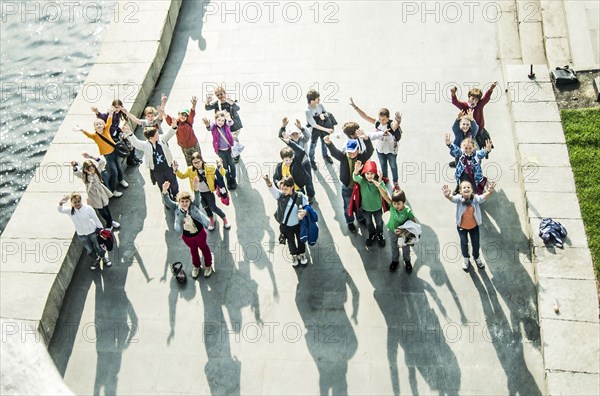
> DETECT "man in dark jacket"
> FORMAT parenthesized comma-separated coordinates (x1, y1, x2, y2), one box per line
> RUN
(324, 122, 374, 233)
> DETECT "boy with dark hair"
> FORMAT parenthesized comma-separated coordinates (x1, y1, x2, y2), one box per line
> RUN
(323, 127, 373, 233)
(377, 186, 419, 273)
(278, 117, 315, 204)
(305, 89, 335, 170)
(450, 82, 497, 156)
(124, 124, 179, 199)
(165, 96, 200, 167)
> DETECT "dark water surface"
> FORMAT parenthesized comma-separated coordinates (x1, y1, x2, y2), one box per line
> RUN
(0, 1, 111, 233)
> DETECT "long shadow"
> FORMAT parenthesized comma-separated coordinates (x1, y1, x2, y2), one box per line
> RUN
(48, 251, 95, 375)
(294, 216, 359, 395)
(231, 169, 279, 300)
(149, 0, 208, 103)
(163, 207, 197, 344)
(356, 233, 461, 395)
(477, 189, 543, 394)
(92, 272, 138, 396)
(49, 167, 147, 393)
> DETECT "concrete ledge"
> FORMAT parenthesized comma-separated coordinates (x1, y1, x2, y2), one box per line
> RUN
(503, 63, 600, 395)
(514, 121, 566, 144)
(546, 371, 600, 396)
(519, 143, 572, 167)
(563, 0, 599, 70)
(541, 318, 600, 373)
(0, 0, 183, 346)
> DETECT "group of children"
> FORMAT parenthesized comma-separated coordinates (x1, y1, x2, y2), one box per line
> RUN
(59, 83, 500, 277)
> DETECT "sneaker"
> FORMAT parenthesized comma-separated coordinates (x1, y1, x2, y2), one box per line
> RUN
(462, 257, 470, 272)
(323, 156, 333, 164)
(233, 155, 240, 163)
(111, 221, 120, 229)
(119, 180, 129, 188)
(449, 160, 456, 168)
(366, 235, 374, 247)
(291, 255, 299, 267)
(405, 260, 413, 273)
(204, 266, 213, 278)
(91, 256, 100, 271)
(223, 218, 231, 229)
(299, 253, 308, 265)
(348, 223, 357, 233)
(308, 196, 316, 205)
(192, 266, 201, 279)
(382, 177, 389, 184)
(112, 191, 123, 198)
(102, 257, 112, 267)
(208, 217, 215, 231)
(475, 257, 485, 269)
(393, 182, 400, 191)
(311, 161, 318, 171)
(389, 261, 399, 272)
(376, 233, 386, 247)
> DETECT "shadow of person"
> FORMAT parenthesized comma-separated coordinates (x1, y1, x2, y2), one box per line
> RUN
(91, 271, 139, 396)
(414, 223, 468, 325)
(198, 269, 242, 395)
(294, 219, 359, 395)
(232, 177, 279, 300)
(149, 0, 209, 103)
(354, 228, 461, 395)
(48, 251, 95, 375)
(475, 189, 543, 394)
(469, 269, 542, 395)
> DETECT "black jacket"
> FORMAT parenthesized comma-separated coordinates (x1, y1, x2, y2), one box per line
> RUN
(326, 138, 374, 187)
(273, 140, 310, 188)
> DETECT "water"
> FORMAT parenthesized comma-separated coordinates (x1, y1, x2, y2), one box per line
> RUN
(0, 1, 110, 233)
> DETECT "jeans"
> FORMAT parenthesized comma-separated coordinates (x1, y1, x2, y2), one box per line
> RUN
(309, 134, 328, 163)
(218, 149, 236, 181)
(152, 168, 179, 199)
(457, 225, 480, 259)
(341, 184, 364, 224)
(363, 209, 384, 236)
(97, 206, 113, 226)
(281, 223, 305, 256)
(388, 229, 411, 262)
(377, 151, 398, 182)
(104, 152, 123, 192)
(77, 232, 105, 260)
(182, 229, 212, 268)
(302, 161, 315, 198)
(201, 191, 226, 219)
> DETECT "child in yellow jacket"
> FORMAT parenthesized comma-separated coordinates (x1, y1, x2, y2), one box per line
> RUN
(173, 152, 231, 231)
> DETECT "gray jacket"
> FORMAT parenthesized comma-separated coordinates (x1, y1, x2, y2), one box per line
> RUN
(162, 190, 210, 234)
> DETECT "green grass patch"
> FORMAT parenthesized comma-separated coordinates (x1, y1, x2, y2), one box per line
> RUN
(561, 107, 600, 282)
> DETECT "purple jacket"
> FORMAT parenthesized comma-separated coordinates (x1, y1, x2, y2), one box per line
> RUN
(210, 121, 234, 154)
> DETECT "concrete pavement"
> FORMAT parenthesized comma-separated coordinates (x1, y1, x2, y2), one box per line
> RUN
(46, 1, 548, 394)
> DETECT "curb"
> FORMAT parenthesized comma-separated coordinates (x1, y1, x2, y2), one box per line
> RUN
(0, 0, 183, 345)
(502, 63, 600, 395)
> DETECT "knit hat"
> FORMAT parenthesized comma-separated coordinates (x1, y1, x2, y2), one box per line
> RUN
(179, 108, 190, 115)
(346, 139, 359, 153)
(361, 160, 378, 175)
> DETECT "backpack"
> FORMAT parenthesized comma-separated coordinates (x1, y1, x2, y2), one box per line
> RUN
(550, 66, 578, 86)
(171, 261, 187, 284)
(96, 229, 114, 252)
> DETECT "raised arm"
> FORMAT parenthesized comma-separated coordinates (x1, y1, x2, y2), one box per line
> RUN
(349, 97, 376, 124)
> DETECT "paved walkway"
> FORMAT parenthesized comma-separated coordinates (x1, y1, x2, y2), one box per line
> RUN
(49, 2, 545, 394)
